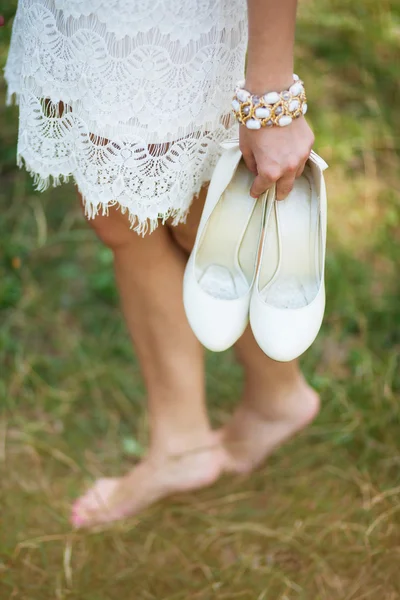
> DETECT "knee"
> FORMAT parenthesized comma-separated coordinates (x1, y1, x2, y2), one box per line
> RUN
(170, 221, 198, 254)
(78, 191, 134, 250)
(81, 199, 171, 268)
(86, 211, 135, 250)
(169, 185, 207, 254)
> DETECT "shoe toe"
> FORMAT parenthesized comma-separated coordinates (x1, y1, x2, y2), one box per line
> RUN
(184, 265, 250, 352)
(250, 289, 325, 362)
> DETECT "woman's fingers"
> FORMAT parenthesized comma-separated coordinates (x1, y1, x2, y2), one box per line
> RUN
(296, 159, 307, 179)
(275, 156, 310, 200)
(239, 118, 315, 200)
(250, 162, 281, 198)
(274, 155, 298, 200)
(241, 150, 258, 176)
(250, 156, 301, 200)
(275, 173, 296, 200)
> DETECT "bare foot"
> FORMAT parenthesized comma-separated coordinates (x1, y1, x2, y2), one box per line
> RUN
(71, 439, 228, 528)
(219, 379, 320, 474)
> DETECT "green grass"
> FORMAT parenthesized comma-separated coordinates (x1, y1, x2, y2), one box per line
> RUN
(1, 0, 400, 597)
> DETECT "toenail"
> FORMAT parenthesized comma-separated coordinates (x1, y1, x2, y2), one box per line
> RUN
(71, 514, 84, 527)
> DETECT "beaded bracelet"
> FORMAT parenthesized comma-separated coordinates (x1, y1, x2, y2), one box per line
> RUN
(232, 74, 308, 129)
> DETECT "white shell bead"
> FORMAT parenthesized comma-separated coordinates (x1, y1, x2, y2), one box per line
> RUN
(245, 119, 261, 130)
(237, 89, 251, 102)
(232, 99, 240, 111)
(302, 103, 308, 114)
(236, 79, 246, 89)
(289, 82, 303, 96)
(255, 107, 271, 119)
(263, 91, 281, 105)
(278, 115, 293, 127)
(289, 99, 300, 111)
(293, 74, 300, 81)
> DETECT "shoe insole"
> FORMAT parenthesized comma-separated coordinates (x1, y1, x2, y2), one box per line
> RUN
(197, 161, 260, 300)
(261, 167, 320, 309)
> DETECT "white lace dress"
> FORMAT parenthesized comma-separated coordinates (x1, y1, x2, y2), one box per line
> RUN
(5, 0, 248, 233)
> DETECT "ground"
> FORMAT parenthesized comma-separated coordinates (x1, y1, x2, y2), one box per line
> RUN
(1, 0, 400, 598)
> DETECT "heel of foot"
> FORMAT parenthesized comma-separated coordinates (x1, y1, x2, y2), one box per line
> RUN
(219, 384, 320, 475)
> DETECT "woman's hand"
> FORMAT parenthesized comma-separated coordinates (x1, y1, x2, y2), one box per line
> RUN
(239, 117, 315, 200)
(243, 0, 313, 200)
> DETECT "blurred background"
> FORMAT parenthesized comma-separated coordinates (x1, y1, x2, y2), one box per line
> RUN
(1, 0, 399, 598)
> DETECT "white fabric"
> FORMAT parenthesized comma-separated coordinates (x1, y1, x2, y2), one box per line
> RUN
(5, 0, 248, 233)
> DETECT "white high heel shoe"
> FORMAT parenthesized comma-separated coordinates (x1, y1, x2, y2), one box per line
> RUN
(250, 151, 328, 362)
(183, 141, 266, 352)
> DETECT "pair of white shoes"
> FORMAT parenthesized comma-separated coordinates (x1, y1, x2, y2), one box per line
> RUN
(183, 138, 328, 362)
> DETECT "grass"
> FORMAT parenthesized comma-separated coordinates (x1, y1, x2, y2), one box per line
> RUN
(1, 0, 400, 597)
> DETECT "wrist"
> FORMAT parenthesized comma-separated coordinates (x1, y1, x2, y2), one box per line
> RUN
(244, 71, 294, 95)
(232, 74, 307, 129)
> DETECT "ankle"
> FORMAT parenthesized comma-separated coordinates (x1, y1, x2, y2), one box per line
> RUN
(242, 376, 319, 422)
(149, 426, 217, 458)
(246, 368, 306, 398)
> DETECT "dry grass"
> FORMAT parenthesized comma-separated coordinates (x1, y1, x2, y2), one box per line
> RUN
(1, 0, 400, 597)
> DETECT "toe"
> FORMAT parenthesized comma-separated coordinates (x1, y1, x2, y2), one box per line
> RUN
(70, 478, 122, 528)
(71, 513, 85, 528)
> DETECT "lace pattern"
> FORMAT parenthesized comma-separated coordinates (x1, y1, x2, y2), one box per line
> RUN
(53, 0, 245, 43)
(5, 0, 247, 233)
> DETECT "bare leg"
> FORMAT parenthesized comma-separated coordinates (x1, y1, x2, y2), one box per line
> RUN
(72, 187, 228, 528)
(221, 328, 320, 473)
(170, 195, 320, 475)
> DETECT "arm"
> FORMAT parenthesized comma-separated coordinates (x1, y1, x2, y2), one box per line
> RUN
(241, 0, 314, 199)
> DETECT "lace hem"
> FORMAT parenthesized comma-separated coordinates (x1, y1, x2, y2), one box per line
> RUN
(5, 0, 246, 234)
(10, 93, 237, 235)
